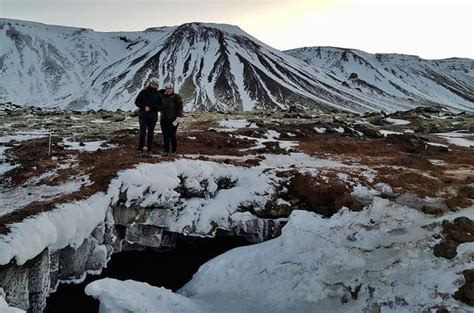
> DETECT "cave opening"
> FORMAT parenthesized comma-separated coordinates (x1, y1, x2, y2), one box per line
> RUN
(45, 234, 251, 313)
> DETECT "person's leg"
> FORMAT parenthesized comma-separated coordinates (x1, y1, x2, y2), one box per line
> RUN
(160, 119, 170, 153)
(138, 117, 146, 152)
(170, 123, 178, 153)
(147, 115, 157, 153)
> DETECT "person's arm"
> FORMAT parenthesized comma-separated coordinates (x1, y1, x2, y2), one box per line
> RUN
(135, 90, 146, 110)
(156, 90, 164, 112)
(175, 94, 184, 117)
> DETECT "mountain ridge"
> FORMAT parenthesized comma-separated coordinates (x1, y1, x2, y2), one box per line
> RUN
(1, 18, 472, 113)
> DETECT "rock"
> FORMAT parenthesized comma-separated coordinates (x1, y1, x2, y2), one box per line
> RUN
(455, 282, 474, 305)
(112, 116, 126, 122)
(58, 238, 93, 280)
(354, 125, 382, 138)
(434, 217, 474, 259)
(433, 239, 458, 259)
(0, 249, 49, 311)
(464, 269, 474, 283)
(124, 224, 164, 248)
(349, 73, 358, 80)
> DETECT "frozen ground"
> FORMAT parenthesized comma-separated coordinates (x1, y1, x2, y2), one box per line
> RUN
(0, 107, 473, 311)
(86, 199, 474, 313)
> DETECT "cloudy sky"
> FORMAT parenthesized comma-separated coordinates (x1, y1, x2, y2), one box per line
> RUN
(1, 0, 472, 59)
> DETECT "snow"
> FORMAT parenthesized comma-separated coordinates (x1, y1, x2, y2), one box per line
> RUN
(236, 132, 298, 151)
(314, 127, 326, 134)
(60, 139, 117, 151)
(385, 117, 411, 125)
(334, 127, 345, 134)
(113, 160, 276, 236)
(435, 132, 474, 147)
(0, 174, 91, 217)
(0, 192, 113, 265)
(429, 159, 447, 166)
(90, 119, 110, 124)
(286, 46, 474, 113)
(85, 279, 208, 313)
(379, 130, 403, 137)
(86, 199, 474, 312)
(426, 142, 448, 148)
(0, 131, 50, 175)
(264, 130, 280, 139)
(259, 153, 349, 170)
(0, 294, 25, 313)
(216, 119, 257, 131)
(0, 159, 277, 265)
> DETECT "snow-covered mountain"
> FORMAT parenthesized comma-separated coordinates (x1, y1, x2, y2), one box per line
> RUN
(1, 18, 473, 113)
(286, 47, 474, 113)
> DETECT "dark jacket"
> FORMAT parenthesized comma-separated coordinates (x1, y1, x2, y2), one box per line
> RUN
(135, 87, 163, 117)
(161, 93, 183, 121)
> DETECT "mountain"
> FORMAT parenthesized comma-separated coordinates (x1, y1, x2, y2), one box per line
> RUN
(0, 18, 473, 113)
(286, 47, 474, 113)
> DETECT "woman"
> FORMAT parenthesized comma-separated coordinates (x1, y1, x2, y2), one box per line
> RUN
(160, 82, 183, 154)
(134, 77, 162, 156)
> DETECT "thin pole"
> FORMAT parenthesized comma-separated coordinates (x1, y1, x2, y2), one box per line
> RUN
(48, 132, 52, 156)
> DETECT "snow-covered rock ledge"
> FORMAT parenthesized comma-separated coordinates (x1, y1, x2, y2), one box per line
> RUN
(86, 199, 474, 313)
(0, 160, 285, 311)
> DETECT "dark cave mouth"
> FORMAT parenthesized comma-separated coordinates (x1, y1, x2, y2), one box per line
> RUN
(45, 234, 251, 313)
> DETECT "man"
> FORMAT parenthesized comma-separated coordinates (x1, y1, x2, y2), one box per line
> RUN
(160, 82, 183, 154)
(135, 77, 163, 157)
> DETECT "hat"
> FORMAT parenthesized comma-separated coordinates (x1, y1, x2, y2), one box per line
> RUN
(148, 77, 159, 85)
(163, 82, 174, 89)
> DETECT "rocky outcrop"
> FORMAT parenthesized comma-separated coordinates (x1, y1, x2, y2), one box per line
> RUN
(0, 203, 283, 312)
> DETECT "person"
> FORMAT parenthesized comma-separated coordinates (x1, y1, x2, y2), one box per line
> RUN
(134, 77, 163, 157)
(160, 82, 183, 154)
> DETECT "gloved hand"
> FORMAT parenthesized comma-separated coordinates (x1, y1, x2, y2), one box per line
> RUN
(172, 117, 182, 126)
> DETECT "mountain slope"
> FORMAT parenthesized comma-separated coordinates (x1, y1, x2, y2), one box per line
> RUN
(286, 47, 474, 113)
(0, 18, 473, 113)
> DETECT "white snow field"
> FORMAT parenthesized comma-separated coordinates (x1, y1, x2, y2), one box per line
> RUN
(86, 199, 474, 313)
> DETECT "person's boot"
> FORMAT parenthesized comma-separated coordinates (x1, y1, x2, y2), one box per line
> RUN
(137, 150, 143, 158)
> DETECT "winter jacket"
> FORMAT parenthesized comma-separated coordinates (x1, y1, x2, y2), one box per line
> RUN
(135, 87, 163, 117)
(160, 92, 183, 121)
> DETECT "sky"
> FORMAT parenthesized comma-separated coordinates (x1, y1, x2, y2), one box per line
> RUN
(1, 0, 473, 59)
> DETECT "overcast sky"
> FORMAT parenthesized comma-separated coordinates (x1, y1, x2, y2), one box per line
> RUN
(1, 0, 473, 59)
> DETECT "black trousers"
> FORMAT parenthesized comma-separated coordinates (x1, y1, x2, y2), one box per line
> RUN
(138, 115, 158, 152)
(160, 119, 178, 153)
